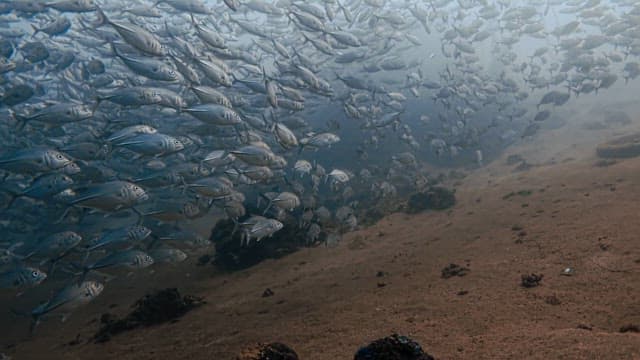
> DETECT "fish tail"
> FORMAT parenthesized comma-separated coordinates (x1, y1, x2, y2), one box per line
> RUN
(109, 41, 120, 57)
(8, 109, 27, 131)
(44, 259, 58, 277)
(4, 193, 20, 210)
(54, 206, 72, 224)
(93, 6, 109, 28)
(92, 96, 104, 113)
(131, 207, 145, 225)
(30, 25, 41, 38)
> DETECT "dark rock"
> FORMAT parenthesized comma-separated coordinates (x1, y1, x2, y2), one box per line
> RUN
(441, 263, 469, 279)
(94, 288, 204, 343)
(354, 334, 434, 360)
(619, 324, 640, 333)
(503, 190, 532, 200)
(237, 342, 299, 360)
(406, 187, 456, 214)
(210, 217, 303, 271)
(521, 273, 543, 288)
(361, 207, 386, 226)
(262, 288, 274, 298)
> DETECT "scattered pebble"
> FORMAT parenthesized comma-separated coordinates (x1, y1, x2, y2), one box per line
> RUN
(262, 288, 274, 298)
(236, 342, 299, 360)
(521, 273, 543, 288)
(441, 263, 470, 279)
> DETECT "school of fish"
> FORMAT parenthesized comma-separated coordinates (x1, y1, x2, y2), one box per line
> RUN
(0, 0, 639, 330)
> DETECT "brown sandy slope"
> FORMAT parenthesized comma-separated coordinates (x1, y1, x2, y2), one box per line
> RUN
(3, 122, 640, 359)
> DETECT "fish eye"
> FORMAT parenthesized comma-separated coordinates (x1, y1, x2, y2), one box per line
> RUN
(31, 271, 39, 278)
(57, 154, 64, 159)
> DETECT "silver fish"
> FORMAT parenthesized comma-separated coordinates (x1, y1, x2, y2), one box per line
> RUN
(69, 181, 148, 212)
(86, 225, 151, 252)
(0, 266, 47, 289)
(114, 133, 184, 157)
(0, 148, 72, 175)
(94, 7, 164, 56)
(29, 281, 103, 329)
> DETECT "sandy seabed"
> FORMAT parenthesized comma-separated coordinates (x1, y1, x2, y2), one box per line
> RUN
(2, 119, 640, 359)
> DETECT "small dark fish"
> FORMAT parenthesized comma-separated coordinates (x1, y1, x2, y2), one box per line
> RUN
(27, 281, 104, 331)
(522, 123, 540, 138)
(533, 110, 551, 122)
(46, 51, 75, 75)
(1, 84, 34, 107)
(0, 266, 47, 289)
(31, 17, 72, 38)
(20, 42, 49, 63)
(0, 39, 13, 59)
(85, 59, 105, 75)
